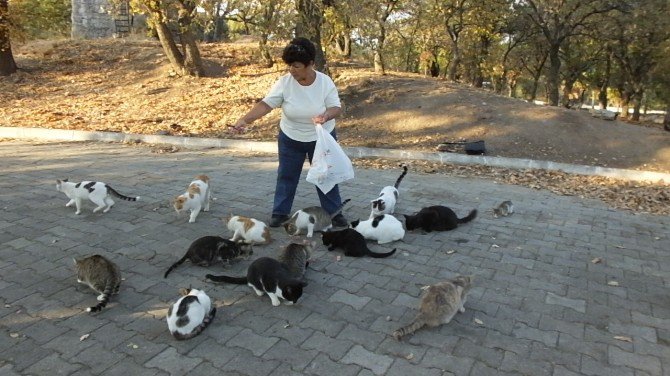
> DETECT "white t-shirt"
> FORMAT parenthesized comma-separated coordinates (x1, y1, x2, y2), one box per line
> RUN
(262, 71, 341, 142)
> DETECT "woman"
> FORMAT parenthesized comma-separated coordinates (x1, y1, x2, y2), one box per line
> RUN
(232, 37, 348, 228)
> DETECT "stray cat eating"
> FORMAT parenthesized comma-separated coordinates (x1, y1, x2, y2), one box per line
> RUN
(74, 254, 121, 313)
(164, 235, 252, 278)
(166, 288, 216, 340)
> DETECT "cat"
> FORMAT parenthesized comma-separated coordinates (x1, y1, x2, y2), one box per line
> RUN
(74, 254, 122, 313)
(493, 200, 514, 218)
(393, 275, 474, 340)
(350, 214, 405, 244)
(173, 175, 211, 223)
(206, 257, 307, 307)
(277, 241, 314, 282)
(370, 165, 408, 219)
(321, 228, 396, 258)
(164, 236, 253, 278)
(404, 206, 477, 232)
(225, 215, 271, 244)
(283, 199, 351, 238)
(166, 288, 216, 340)
(56, 179, 140, 215)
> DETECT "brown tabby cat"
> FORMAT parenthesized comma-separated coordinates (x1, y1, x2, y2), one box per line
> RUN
(392, 275, 473, 340)
(74, 255, 122, 313)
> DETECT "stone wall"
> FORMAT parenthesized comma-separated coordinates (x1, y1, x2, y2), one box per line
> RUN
(71, 0, 115, 39)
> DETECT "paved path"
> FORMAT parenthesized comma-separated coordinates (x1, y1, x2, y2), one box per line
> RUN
(0, 139, 668, 376)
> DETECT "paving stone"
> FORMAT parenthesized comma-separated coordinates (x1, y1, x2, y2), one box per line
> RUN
(305, 353, 361, 376)
(23, 353, 82, 375)
(229, 328, 279, 356)
(608, 346, 662, 375)
(545, 292, 586, 313)
(420, 347, 474, 375)
(301, 330, 355, 360)
(512, 322, 559, 347)
(145, 347, 203, 375)
(341, 344, 394, 376)
(329, 290, 372, 310)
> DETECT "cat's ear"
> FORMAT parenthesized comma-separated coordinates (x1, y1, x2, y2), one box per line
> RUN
(351, 220, 360, 227)
(178, 287, 190, 296)
(63, 178, 69, 182)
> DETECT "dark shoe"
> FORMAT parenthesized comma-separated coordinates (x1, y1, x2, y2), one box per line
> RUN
(331, 214, 348, 228)
(269, 215, 289, 228)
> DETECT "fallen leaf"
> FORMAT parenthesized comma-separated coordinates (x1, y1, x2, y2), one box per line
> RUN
(608, 281, 620, 286)
(474, 318, 484, 325)
(10, 333, 19, 338)
(612, 245, 626, 249)
(79, 334, 90, 341)
(386, 316, 392, 321)
(446, 249, 456, 254)
(491, 244, 500, 248)
(591, 257, 602, 264)
(127, 343, 139, 349)
(283, 323, 290, 329)
(4, 304, 10, 308)
(614, 336, 633, 343)
(336, 256, 342, 261)
(405, 353, 415, 360)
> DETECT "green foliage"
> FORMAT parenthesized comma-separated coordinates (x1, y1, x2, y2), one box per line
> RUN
(9, 0, 70, 40)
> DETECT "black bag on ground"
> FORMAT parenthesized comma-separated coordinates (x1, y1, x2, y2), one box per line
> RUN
(464, 140, 486, 155)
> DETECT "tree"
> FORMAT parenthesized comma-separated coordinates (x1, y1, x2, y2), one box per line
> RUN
(128, 0, 205, 77)
(296, 0, 329, 73)
(0, 0, 17, 76)
(514, 0, 622, 106)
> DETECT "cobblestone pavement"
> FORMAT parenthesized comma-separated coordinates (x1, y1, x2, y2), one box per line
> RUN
(0, 139, 668, 376)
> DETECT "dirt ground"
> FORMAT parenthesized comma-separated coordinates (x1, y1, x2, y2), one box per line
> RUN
(1, 38, 668, 215)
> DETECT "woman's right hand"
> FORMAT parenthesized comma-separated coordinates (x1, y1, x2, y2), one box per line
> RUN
(231, 118, 247, 133)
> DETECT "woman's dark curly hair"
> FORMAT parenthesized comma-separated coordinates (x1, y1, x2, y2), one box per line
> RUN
(282, 37, 316, 66)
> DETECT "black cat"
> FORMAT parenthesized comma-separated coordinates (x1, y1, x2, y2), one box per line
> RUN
(404, 206, 477, 232)
(206, 257, 306, 307)
(164, 236, 252, 278)
(321, 228, 396, 258)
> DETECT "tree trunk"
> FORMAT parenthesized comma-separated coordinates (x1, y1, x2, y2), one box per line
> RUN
(296, 0, 329, 74)
(598, 49, 612, 109)
(374, 27, 386, 75)
(620, 90, 631, 119)
(0, 0, 17, 76)
(448, 44, 460, 81)
(631, 91, 643, 121)
(529, 69, 542, 101)
(546, 44, 561, 106)
(259, 35, 273, 67)
(663, 103, 670, 131)
(176, 1, 205, 77)
(154, 21, 187, 75)
(562, 79, 577, 108)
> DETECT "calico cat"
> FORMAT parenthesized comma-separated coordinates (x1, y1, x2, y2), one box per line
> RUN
(493, 200, 514, 218)
(321, 228, 396, 258)
(283, 199, 351, 238)
(277, 241, 314, 282)
(206, 257, 307, 306)
(404, 206, 477, 232)
(370, 165, 408, 219)
(166, 288, 216, 340)
(164, 236, 253, 278)
(74, 255, 122, 313)
(393, 275, 474, 340)
(56, 179, 140, 215)
(173, 175, 211, 223)
(226, 215, 271, 244)
(351, 214, 405, 244)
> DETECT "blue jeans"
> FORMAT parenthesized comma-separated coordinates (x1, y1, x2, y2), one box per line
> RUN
(273, 130, 343, 217)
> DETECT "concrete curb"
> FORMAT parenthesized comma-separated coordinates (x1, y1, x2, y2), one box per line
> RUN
(2, 126, 668, 185)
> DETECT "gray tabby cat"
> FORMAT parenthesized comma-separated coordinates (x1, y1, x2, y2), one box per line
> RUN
(393, 275, 473, 340)
(283, 199, 351, 237)
(493, 200, 514, 218)
(277, 241, 314, 282)
(74, 255, 122, 313)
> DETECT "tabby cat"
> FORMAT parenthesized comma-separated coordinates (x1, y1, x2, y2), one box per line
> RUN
(164, 236, 253, 278)
(277, 241, 314, 282)
(393, 275, 474, 340)
(283, 199, 351, 237)
(493, 200, 514, 218)
(57, 179, 140, 215)
(206, 257, 307, 306)
(74, 254, 122, 313)
(166, 288, 216, 340)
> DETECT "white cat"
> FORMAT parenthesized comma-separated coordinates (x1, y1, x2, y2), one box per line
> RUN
(226, 215, 271, 244)
(370, 166, 407, 219)
(166, 288, 216, 340)
(56, 179, 140, 215)
(351, 214, 405, 244)
(173, 175, 211, 223)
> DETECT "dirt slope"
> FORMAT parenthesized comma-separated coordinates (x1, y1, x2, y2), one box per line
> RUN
(1, 38, 668, 173)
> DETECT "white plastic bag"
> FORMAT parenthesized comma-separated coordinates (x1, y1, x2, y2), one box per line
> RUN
(306, 124, 355, 193)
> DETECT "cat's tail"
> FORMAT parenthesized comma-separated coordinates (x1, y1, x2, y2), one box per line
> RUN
(330, 198, 352, 219)
(106, 184, 140, 201)
(392, 318, 426, 340)
(172, 306, 217, 341)
(164, 255, 189, 278)
(87, 283, 114, 313)
(205, 274, 248, 284)
(457, 209, 477, 224)
(366, 248, 397, 258)
(394, 165, 409, 189)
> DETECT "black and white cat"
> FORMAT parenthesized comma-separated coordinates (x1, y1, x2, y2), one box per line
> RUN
(321, 228, 396, 258)
(57, 179, 140, 215)
(206, 257, 307, 306)
(370, 165, 408, 218)
(74, 255, 122, 313)
(283, 199, 351, 237)
(166, 288, 216, 340)
(404, 206, 477, 232)
(164, 236, 253, 278)
(350, 214, 405, 244)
